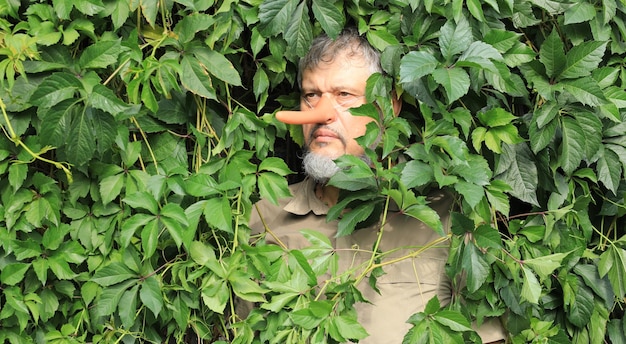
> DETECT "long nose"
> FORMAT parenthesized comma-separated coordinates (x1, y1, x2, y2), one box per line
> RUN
(275, 94, 338, 125)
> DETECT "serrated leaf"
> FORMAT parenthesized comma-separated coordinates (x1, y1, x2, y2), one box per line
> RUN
(329, 314, 368, 341)
(474, 224, 502, 249)
(94, 280, 135, 317)
(258, 0, 298, 36)
(122, 191, 159, 214)
(66, 107, 97, 166)
(566, 281, 594, 327)
(495, 143, 539, 207)
(0, 262, 30, 285)
(562, 77, 606, 107)
(524, 252, 568, 280)
(399, 51, 439, 83)
(258, 171, 292, 206)
(118, 285, 138, 328)
(434, 310, 473, 332)
(141, 218, 160, 258)
(92, 262, 137, 287)
(73, 0, 105, 15)
(400, 160, 435, 188)
(564, 1, 597, 25)
(539, 30, 565, 78)
(89, 84, 136, 118)
(439, 16, 472, 61)
(432, 67, 470, 103)
(140, 275, 163, 317)
(454, 180, 484, 209)
(30, 72, 82, 108)
(461, 242, 490, 292)
(558, 116, 585, 175)
(78, 39, 121, 69)
(337, 202, 375, 237)
(192, 47, 242, 87)
(311, 0, 344, 39)
(559, 40, 607, 80)
(574, 110, 603, 160)
(521, 265, 541, 304)
(100, 172, 124, 205)
(597, 147, 621, 195)
(203, 196, 232, 233)
(284, 2, 313, 58)
(180, 55, 216, 100)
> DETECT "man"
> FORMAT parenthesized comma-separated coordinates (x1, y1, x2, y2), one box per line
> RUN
(249, 27, 505, 343)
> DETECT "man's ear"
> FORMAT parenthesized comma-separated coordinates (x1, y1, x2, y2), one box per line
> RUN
(392, 90, 402, 116)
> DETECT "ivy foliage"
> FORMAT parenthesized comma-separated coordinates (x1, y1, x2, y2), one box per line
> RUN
(1, 0, 626, 343)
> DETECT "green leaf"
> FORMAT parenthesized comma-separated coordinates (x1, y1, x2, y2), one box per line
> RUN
(66, 107, 97, 166)
(140, 275, 163, 317)
(100, 172, 124, 205)
(139, 0, 158, 26)
(0, 262, 30, 285)
(454, 180, 484, 209)
(564, 2, 597, 25)
(337, 202, 376, 237)
(521, 266, 541, 304)
(466, 0, 486, 22)
(432, 67, 470, 103)
(599, 147, 623, 194)
(258, 157, 292, 175)
(78, 39, 121, 69)
(258, 171, 292, 206)
(118, 285, 139, 328)
(122, 191, 158, 214)
(566, 280, 595, 328)
(30, 72, 82, 108)
(598, 244, 626, 297)
(311, 0, 344, 39)
(48, 255, 76, 280)
(203, 196, 233, 233)
(258, 0, 298, 37)
(558, 116, 585, 175)
(8, 163, 27, 192)
(141, 218, 160, 258)
(120, 213, 154, 248)
(92, 262, 137, 287)
(434, 310, 473, 332)
(574, 110, 603, 160)
(561, 77, 606, 106)
(539, 30, 565, 78)
(524, 253, 568, 280)
(180, 55, 217, 100)
(474, 224, 502, 249)
(574, 264, 615, 309)
(399, 51, 439, 84)
(495, 143, 539, 206)
(174, 13, 215, 44)
(284, 2, 313, 58)
(192, 47, 242, 86)
(89, 84, 137, 118)
(559, 41, 607, 80)
(95, 280, 136, 317)
(400, 160, 434, 188)
(438, 16, 472, 61)
(461, 243, 490, 292)
(328, 314, 368, 342)
(73, 0, 104, 15)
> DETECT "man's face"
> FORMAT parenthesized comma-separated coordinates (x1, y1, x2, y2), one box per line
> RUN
(300, 51, 374, 160)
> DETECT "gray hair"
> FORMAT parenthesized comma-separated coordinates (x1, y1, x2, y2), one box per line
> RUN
(298, 27, 382, 87)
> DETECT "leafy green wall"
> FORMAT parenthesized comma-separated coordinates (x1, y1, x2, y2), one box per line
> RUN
(1, 0, 625, 343)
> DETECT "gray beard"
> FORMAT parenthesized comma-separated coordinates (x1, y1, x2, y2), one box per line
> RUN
(302, 151, 341, 184)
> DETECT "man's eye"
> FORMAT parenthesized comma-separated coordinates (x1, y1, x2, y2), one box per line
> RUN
(337, 92, 352, 98)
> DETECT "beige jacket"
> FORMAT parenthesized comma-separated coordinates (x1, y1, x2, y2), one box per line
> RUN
(249, 178, 504, 343)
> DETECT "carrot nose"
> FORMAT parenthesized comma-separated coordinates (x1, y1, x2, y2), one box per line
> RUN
(275, 94, 337, 125)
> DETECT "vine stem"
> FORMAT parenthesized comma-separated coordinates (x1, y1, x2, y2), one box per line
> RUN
(0, 97, 73, 182)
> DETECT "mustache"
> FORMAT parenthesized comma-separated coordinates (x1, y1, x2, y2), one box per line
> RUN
(308, 124, 347, 147)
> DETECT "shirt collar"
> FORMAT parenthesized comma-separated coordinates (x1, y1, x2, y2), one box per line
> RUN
(284, 177, 329, 216)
